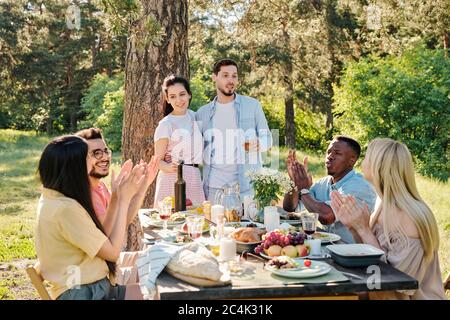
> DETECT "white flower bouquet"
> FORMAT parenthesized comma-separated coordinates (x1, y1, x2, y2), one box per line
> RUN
(246, 168, 294, 210)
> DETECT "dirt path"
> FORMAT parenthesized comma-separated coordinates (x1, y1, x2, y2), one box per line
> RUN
(0, 258, 39, 300)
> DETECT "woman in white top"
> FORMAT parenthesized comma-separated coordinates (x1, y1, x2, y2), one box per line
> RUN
(331, 138, 446, 300)
(153, 75, 205, 206)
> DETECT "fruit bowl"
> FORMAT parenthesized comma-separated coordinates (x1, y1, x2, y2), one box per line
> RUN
(254, 230, 310, 258)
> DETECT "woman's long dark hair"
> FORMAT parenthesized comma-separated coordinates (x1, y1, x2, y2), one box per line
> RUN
(38, 135, 116, 275)
(161, 75, 192, 117)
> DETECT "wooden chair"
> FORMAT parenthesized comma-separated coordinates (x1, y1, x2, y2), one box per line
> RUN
(26, 263, 52, 300)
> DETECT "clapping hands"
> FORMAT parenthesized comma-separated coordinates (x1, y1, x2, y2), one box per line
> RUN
(330, 191, 371, 232)
(111, 156, 160, 202)
(286, 149, 313, 190)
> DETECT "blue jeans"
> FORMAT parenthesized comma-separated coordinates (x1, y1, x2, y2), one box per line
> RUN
(57, 277, 126, 300)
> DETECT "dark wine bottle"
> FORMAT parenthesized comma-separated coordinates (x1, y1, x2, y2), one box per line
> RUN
(174, 161, 186, 212)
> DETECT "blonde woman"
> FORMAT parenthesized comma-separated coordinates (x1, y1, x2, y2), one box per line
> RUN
(331, 138, 446, 300)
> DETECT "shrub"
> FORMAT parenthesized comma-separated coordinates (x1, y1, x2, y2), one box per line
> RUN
(79, 73, 124, 151)
(261, 96, 327, 153)
(333, 45, 449, 181)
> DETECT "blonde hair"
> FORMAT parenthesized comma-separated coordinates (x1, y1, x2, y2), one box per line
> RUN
(366, 138, 439, 264)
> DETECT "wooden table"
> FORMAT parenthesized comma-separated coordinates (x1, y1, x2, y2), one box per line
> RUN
(139, 212, 418, 300)
(154, 258, 417, 300)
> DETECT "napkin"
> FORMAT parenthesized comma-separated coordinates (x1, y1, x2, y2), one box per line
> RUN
(136, 242, 185, 299)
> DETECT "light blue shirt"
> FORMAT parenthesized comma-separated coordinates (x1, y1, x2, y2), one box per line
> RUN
(299, 169, 377, 244)
(195, 94, 273, 198)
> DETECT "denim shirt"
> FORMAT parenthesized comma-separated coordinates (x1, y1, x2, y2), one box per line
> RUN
(299, 169, 377, 243)
(195, 94, 273, 197)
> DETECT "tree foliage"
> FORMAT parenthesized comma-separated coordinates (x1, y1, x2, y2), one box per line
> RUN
(79, 72, 124, 151)
(334, 45, 449, 180)
(0, 0, 448, 181)
(0, 0, 125, 133)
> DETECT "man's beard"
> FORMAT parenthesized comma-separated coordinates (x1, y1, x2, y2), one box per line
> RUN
(219, 87, 235, 97)
(89, 168, 109, 179)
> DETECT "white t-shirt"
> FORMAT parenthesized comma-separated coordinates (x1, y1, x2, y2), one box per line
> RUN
(154, 110, 203, 164)
(209, 101, 239, 188)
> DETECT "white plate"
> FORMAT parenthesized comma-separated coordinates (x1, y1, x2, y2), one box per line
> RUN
(326, 243, 385, 257)
(279, 209, 304, 225)
(146, 211, 187, 227)
(148, 219, 185, 227)
(266, 260, 331, 279)
(311, 232, 341, 244)
(173, 224, 210, 234)
(280, 219, 302, 226)
(259, 251, 326, 260)
(225, 221, 265, 229)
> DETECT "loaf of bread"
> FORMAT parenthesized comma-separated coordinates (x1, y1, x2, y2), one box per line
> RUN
(166, 243, 222, 282)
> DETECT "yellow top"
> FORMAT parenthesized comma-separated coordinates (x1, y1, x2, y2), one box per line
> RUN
(35, 188, 109, 299)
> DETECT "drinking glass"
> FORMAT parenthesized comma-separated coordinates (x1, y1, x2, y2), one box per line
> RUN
(301, 212, 319, 240)
(158, 201, 172, 232)
(208, 225, 220, 256)
(247, 201, 259, 222)
(186, 215, 204, 240)
(243, 130, 257, 153)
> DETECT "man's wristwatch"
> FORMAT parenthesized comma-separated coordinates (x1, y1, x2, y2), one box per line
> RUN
(300, 188, 310, 198)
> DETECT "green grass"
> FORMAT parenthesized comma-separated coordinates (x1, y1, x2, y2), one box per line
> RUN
(0, 130, 448, 299)
(0, 130, 46, 262)
(0, 130, 49, 299)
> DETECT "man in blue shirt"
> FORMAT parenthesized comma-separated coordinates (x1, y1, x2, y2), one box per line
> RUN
(195, 59, 272, 201)
(283, 136, 377, 243)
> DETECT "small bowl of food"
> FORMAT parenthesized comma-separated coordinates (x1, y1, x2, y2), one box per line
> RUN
(229, 227, 265, 253)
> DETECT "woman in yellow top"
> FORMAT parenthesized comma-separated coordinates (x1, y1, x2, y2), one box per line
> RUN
(331, 138, 446, 300)
(35, 135, 158, 300)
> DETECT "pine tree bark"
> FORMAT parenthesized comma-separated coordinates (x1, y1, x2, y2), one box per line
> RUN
(122, 0, 189, 251)
(281, 23, 296, 149)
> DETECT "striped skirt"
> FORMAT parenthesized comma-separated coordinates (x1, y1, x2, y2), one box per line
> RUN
(153, 166, 205, 207)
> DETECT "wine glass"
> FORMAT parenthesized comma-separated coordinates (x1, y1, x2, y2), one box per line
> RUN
(301, 212, 319, 240)
(158, 200, 172, 233)
(186, 215, 204, 240)
(247, 201, 259, 222)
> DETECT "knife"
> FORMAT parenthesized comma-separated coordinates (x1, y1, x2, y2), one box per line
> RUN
(340, 272, 364, 280)
(145, 229, 162, 241)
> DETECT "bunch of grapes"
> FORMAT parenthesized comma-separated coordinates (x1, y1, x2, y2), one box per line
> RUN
(254, 230, 307, 254)
(290, 232, 307, 245)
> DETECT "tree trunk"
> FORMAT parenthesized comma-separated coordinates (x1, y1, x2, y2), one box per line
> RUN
(122, 0, 189, 251)
(281, 23, 296, 149)
(444, 32, 448, 59)
(67, 62, 77, 132)
(324, 0, 338, 130)
(106, 36, 113, 77)
(46, 117, 52, 135)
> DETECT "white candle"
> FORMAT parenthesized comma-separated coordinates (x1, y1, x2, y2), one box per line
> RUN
(264, 206, 280, 232)
(211, 205, 224, 224)
(219, 237, 236, 262)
